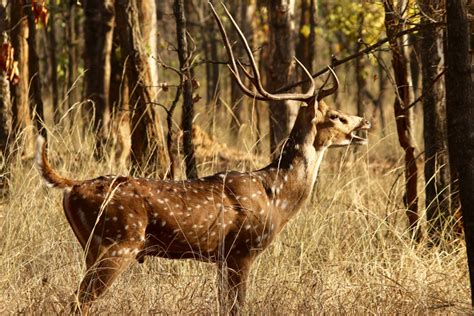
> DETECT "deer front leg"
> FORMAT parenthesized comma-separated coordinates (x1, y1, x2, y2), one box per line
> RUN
(70, 243, 139, 315)
(217, 256, 253, 315)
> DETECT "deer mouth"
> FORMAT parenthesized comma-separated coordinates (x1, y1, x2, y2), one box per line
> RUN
(350, 121, 371, 145)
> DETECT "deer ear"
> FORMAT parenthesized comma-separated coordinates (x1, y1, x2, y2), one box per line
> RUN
(310, 100, 324, 124)
(318, 100, 328, 113)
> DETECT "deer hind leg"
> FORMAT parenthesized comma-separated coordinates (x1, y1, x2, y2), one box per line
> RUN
(217, 256, 253, 315)
(71, 242, 142, 314)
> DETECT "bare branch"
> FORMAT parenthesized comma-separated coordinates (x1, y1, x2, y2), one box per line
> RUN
(275, 21, 444, 93)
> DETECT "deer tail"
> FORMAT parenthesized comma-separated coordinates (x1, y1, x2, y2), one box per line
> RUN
(35, 136, 77, 189)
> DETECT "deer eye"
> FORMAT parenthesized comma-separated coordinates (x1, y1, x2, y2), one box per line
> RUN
(329, 114, 339, 120)
(339, 117, 348, 124)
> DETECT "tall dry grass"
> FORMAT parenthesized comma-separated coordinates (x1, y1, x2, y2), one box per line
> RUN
(0, 100, 470, 314)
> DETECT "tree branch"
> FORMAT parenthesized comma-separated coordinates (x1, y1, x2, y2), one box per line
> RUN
(275, 22, 444, 93)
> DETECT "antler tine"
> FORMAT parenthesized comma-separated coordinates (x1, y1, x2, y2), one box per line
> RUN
(220, 2, 319, 103)
(293, 56, 316, 101)
(211, 1, 319, 103)
(236, 59, 261, 87)
(316, 66, 339, 101)
(219, 3, 267, 94)
(209, 2, 267, 100)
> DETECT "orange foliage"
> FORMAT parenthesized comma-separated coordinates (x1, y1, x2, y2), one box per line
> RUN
(0, 42, 19, 84)
(32, 0, 48, 25)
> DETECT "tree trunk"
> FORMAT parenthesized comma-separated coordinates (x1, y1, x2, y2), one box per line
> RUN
(201, 6, 213, 106)
(376, 51, 387, 136)
(174, 0, 198, 179)
(139, 0, 159, 99)
(0, 0, 12, 194)
(115, 0, 159, 173)
(228, 0, 256, 139)
(420, 0, 451, 242)
(445, 0, 474, 307)
(10, 1, 33, 154)
(296, 0, 316, 91)
(267, 0, 298, 153)
(209, 17, 221, 109)
(25, 0, 46, 139)
(83, 0, 115, 156)
(48, 4, 59, 125)
(139, 0, 168, 174)
(230, 0, 245, 137)
(383, 0, 421, 241)
(0, 0, 11, 153)
(65, 2, 79, 111)
(355, 12, 366, 117)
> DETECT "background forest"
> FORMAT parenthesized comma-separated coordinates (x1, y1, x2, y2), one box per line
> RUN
(0, 0, 473, 314)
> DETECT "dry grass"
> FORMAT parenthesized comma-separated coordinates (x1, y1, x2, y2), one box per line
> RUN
(0, 108, 470, 314)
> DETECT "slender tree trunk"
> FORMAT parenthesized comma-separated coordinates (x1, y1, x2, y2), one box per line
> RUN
(139, 0, 168, 174)
(139, 0, 159, 98)
(25, 0, 46, 139)
(48, 4, 59, 124)
(267, 0, 298, 152)
(0, 0, 11, 154)
(65, 2, 79, 109)
(229, 0, 256, 139)
(109, 34, 131, 171)
(409, 33, 421, 99)
(383, 0, 421, 241)
(116, 0, 159, 173)
(376, 52, 387, 136)
(83, 0, 115, 156)
(174, 0, 198, 179)
(203, 20, 213, 105)
(11, 1, 33, 153)
(0, 0, 12, 194)
(355, 12, 366, 117)
(420, 0, 451, 242)
(210, 18, 220, 109)
(445, 0, 474, 307)
(470, 3, 474, 81)
(230, 0, 245, 137)
(296, 0, 316, 91)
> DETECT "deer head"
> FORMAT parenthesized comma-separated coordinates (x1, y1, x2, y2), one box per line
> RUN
(313, 101, 371, 149)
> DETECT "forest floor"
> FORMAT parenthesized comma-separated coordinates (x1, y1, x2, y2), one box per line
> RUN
(0, 113, 470, 314)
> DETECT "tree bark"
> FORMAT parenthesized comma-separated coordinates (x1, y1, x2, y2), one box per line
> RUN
(267, 0, 298, 153)
(229, 0, 245, 137)
(174, 0, 198, 179)
(138, 0, 159, 99)
(0, 0, 11, 154)
(420, 0, 451, 242)
(383, 0, 421, 241)
(0, 0, 12, 194)
(355, 12, 366, 117)
(25, 0, 46, 139)
(65, 1, 79, 110)
(139, 0, 168, 173)
(296, 0, 316, 91)
(115, 0, 159, 172)
(445, 0, 474, 307)
(48, 4, 59, 124)
(228, 0, 256, 138)
(83, 0, 115, 156)
(10, 1, 33, 153)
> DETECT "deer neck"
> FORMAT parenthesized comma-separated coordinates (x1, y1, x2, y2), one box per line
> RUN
(258, 106, 328, 222)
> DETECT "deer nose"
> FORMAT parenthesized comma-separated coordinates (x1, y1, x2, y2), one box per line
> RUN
(361, 118, 371, 129)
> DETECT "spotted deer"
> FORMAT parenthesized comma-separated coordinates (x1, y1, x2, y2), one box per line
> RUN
(35, 4, 370, 315)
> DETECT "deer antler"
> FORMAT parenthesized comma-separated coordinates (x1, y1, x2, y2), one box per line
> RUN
(317, 66, 339, 101)
(209, 1, 328, 104)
